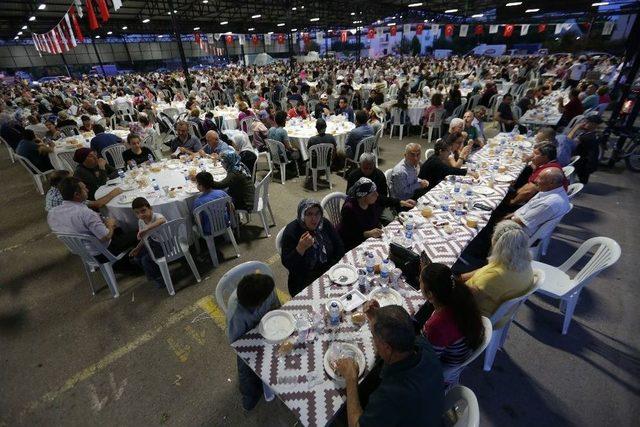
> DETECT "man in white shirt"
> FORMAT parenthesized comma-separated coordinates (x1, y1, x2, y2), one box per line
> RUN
(567, 57, 587, 89)
(507, 168, 571, 236)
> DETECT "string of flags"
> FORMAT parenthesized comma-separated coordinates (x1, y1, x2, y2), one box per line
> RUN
(31, 0, 123, 55)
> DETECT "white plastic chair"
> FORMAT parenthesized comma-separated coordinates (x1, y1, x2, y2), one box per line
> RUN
(275, 226, 285, 255)
(252, 151, 273, 183)
(483, 268, 545, 371)
(442, 317, 492, 387)
(57, 151, 78, 172)
(532, 237, 621, 334)
(266, 138, 299, 184)
(420, 109, 445, 142)
(567, 155, 580, 167)
(306, 143, 334, 191)
(162, 107, 179, 120)
(15, 154, 55, 195)
(529, 203, 573, 260)
(236, 171, 276, 238)
(143, 218, 201, 296)
(443, 385, 480, 427)
(239, 116, 257, 136)
(59, 125, 80, 137)
(192, 196, 240, 267)
(467, 94, 482, 111)
(384, 168, 394, 197)
(566, 183, 584, 200)
(388, 107, 407, 140)
(102, 144, 127, 169)
(562, 165, 575, 183)
(215, 261, 274, 314)
(1, 136, 16, 163)
(55, 232, 130, 298)
(444, 104, 465, 126)
(425, 148, 435, 160)
(320, 192, 348, 229)
(564, 114, 585, 133)
(345, 135, 375, 175)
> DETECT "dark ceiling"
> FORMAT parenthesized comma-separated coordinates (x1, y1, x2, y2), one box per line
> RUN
(2, 0, 638, 39)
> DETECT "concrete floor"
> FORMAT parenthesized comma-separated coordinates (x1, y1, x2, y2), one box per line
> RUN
(1, 129, 638, 426)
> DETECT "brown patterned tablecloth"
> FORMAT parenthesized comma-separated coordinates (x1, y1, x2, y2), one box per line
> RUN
(231, 134, 532, 426)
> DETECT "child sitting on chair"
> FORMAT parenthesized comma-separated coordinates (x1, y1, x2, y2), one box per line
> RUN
(228, 272, 281, 410)
(129, 197, 166, 288)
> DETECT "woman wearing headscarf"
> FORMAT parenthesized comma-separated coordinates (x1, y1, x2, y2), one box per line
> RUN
(337, 177, 413, 251)
(281, 199, 344, 296)
(211, 150, 255, 211)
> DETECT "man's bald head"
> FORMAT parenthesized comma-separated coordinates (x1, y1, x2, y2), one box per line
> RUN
(205, 130, 219, 146)
(537, 167, 564, 192)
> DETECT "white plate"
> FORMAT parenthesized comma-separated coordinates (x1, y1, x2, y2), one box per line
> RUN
(117, 194, 138, 205)
(184, 187, 200, 194)
(519, 141, 532, 149)
(324, 342, 366, 384)
(339, 290, 366, 312)
(328, 264, 358, 286)
(119, 184, 137, 192)
(258, 310, 295, 344)
(166, 163, 180, 169)
(369, 287, 404, 308)
(494, 174, 514, 183)
(474, 186, 495, 196)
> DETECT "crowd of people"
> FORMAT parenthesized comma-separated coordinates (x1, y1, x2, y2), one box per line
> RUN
(0, 50, 618, 426)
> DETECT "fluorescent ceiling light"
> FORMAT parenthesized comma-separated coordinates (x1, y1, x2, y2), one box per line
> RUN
(472, 14, 484, 18)
(225, 31, 232, 35)
(526, 8, 540, 12)
(220, 21, 228, 25)
(353, 20, 362, 24)
(122, 26, 128, 30)
(38, 4, 46, 10)
(158, 35, 164, 38)
(193, 27, 200, 31)
(310, 17, 320, 22)
(22, 25, 28, 29)
(592, 2, 609, 6)
(445, 9, 458, 13)
(387, 22, 396, 26)
(277, 23, 285, 27)
(506, 2, 522, 6)
(14, 36, 19, 39)
(248, 27, 255, 31)
(252, 14, 261, 18)
(142, 18, 150, 23)
(107, 31, 112, 34)
(408, 3, 423, 7)
(202, 0, 208, 3)
(350, 12, 355, 15)
(268, 31, 273, 34)
(291, 7, 297, 10)
(291, 28, 297, 32)
(173, 10, 177, 13)
(29, 16, 36, 21)
(17, 31, 23, 35)
(95, 35, 100, 39)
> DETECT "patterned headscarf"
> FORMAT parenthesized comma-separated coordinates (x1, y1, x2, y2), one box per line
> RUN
(296, 199, 328, 269)
(347, 177, 377, 199)
(220, 149, 251, 178)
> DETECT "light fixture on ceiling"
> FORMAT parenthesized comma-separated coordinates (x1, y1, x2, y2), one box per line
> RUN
(38, 4, 46, 10)
(350, 12, 355, 15)
(167, 11, 171, 15)
(122, 26, 128, 30)
(248, 27, 255, 31)
(310, 17, 319, 22)
(107, 31, 112, 34)
(202, 0, 208, 3)
(277, 23, 285, 27)
(95, 35, 101, 39)
(291, 7, 297, 11)
(142, 18, 150, 23)
(576, 36, 581, 39)
(14, 36, 19, 40)
(22, 25, 28, 30)
(252, 14, 261, 18)
(592, 2, 609, 6)
(445, 9, 458, 13)
(17, 31, 23, 35)
(193, 27, 200, 31)
(526, 8, 540, 12)
(472, 14, 484, 18)
(268, 31, 273, 34)
(387, 22, 396, 26)
(158, 34, 164, 38)
(173, 9, 177, 13)
(353, 20, 362, 24)
(291, 28, 297, 32)
(29, 16, 36, 21)
(220, 21, 228, 25)
(408, 3, 423, 7)
(506, 2, 522, 6)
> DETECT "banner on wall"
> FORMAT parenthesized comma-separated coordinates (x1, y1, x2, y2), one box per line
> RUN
(521, 24, 530, 36)
(538, 23, 547, 33)
(459, 25, 468, 37)
(474, 25, 484, 35)
(416, 24, 424, 35)
(390, 26, 397, 37)
(431, 24, 440, 34)
(403, 24, 411, 34)
(489, 25, 499, 34)
(367, 28, 375, 39)
(503, 24, 514, 37)
(341, 31, 348, 42)
(444, 24, 454, 37)
(277, 33, 285, 44)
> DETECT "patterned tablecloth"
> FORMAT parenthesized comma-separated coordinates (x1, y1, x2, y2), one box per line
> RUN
(231, 134, 532, 426)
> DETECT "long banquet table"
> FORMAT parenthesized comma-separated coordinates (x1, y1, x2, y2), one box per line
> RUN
(231, 133, 533, 426)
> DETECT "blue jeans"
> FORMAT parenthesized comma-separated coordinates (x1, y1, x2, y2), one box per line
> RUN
(134, 244, 162, 286)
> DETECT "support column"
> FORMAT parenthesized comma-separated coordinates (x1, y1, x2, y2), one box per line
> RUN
(167, 0, 192, 91)
(122, 35, 134, 66)
(240, 43, 246, 67)
(60, 52, 72, 77)
(91, 38, 106, 77)
(356, 28, 361, 65)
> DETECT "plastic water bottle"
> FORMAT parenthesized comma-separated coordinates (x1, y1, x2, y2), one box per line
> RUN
(453, 180, 461, 194)
(328, 301, 341, 327)
(358, 269, 368, 294)
(152, 178, 160, 192)
(404, 215, 414, 240)
(379, 259, 390, 285)
(147, 153, 154, 164)
(440, 194, 451, 212)
(365, 252, 375, 277)
(117, 169, 125, 180)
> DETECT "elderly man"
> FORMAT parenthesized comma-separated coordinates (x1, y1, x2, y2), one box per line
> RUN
(169, 120, 202, 155)
(507, 168, 571, 236)
(391, 143, 429, 200)
(47, 177, 136, 258)
(334, 304, 444, 427)
(73, 148, 117, 200)
(344, 110, 374, 159)
(567, 115, 602, 183)
(509, 143, 567, 207)
(199, 130, 232, 158)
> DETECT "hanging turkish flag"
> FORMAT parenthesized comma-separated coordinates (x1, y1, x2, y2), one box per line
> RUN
(302, 33, 310, 43)
(474, 25, 484, 35)
(85, 0, 99, 30)
(390, 26, 397, 36)
(416, 24, 424, 35)
(70, 7, 84, 42)
(96, 0, 110, 23)
(341, 31, 347, 42)
(64, 13, 77, 48)
(581, 22, 591, 31)
(194, 33, 201, 44)
(503, 24, 514, 37)
(225, 35, 233, 45)
(367, 28, 375, 39)
(445, 24, 454, 37)
(538, 24, 547, 33)
(252, 34, 259, 45)
(57, 25, 69, 52)
(277, 33, 285, 44)
(49, 32, 58, 53)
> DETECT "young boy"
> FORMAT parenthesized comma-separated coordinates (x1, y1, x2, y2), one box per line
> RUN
(228, 273, 281, 410)
(129, 197, 166, 288)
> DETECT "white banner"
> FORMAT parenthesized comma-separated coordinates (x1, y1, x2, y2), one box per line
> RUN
(112, 0, 122, 10)
(214, 33, 221, 40)
(264, 34, 271, 45)
(459, 25, 468, 37)
(238, 34, 245, 45)
(376, 27, 384, 38)
(403, 24, 411, 34)
(554, 24, 562, 34)
(316, 31, 323, 43)
(431, 24, 440, 34)
(602, 21, 614, 35)
(521, 24, 530, 36)
(489, 25, 499, 34)
(74, 0, 83, 18)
